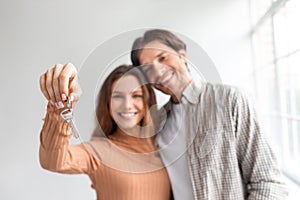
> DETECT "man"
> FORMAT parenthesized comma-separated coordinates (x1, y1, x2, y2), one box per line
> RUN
(130, 29, 288, 199)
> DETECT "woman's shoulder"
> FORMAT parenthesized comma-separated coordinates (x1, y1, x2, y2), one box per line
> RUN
(83, 136, 164, 172)
(82, 137, 113, 161)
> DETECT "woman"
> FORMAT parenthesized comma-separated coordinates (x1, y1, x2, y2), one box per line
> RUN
(39, 64, 171, 200)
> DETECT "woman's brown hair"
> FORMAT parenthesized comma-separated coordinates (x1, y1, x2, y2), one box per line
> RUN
(93, 64, 157, 137)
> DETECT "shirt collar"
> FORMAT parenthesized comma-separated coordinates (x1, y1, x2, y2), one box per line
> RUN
(181, 76, 204, 104)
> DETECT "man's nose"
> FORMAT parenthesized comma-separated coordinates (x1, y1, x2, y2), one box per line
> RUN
(148, 63, 165, 84)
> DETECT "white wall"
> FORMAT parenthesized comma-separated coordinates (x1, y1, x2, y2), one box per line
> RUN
(0, 0, 253, 199)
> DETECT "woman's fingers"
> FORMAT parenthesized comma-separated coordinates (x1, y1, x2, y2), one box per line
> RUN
(69, 78, 83, 103)
(39, 63, 81, 108)
(59, 63, 78, 101)
(52, 63, 64, 103)
(39, 73, 51, 103)
(45, 67, 56, 103)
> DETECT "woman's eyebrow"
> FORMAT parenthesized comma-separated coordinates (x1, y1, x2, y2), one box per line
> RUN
(112, 88, 142, 94)
(111, 90, 123, 94)
(132, 88, 143, 93)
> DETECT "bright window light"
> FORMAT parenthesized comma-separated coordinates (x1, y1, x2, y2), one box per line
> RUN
(250, 0, 300, 184)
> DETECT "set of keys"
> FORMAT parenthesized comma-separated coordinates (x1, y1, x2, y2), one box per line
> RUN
(59, 98, 80, 139)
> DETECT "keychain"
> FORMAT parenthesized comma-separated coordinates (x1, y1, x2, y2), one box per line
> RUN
(60, 98, 80, 138)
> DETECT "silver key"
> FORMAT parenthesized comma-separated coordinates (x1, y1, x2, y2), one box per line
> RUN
(60, 98, 80, 138)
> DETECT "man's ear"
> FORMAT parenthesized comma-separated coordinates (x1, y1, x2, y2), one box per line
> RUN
(178, 49, 187, 66)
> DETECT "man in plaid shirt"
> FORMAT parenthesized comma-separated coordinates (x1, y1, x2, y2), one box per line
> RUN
(131, 29, 289, 199)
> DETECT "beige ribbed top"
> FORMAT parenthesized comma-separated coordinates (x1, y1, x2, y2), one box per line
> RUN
(39, 105, 171, 200)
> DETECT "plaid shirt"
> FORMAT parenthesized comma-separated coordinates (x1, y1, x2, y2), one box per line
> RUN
(160, 79, 288, 199)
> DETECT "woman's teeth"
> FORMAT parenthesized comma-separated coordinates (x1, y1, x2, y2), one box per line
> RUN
(120, 112, 137, 117)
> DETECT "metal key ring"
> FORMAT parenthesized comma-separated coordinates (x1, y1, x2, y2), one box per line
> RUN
(60, 108, 73, 121)
(60, 97, 73, 120)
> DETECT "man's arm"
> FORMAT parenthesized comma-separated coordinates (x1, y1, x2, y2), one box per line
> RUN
(232, 89, 289, 199)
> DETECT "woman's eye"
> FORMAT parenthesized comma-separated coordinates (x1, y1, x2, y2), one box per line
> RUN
(112, 95, 123, 99)
(133, 94, 143, 98)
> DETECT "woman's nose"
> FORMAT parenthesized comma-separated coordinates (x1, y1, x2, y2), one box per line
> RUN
(124, 96, 134, 109)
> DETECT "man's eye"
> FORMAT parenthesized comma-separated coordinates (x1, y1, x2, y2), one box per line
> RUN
(159, 55, 168, 62)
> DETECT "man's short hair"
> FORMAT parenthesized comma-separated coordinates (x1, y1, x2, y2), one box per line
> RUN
(131, 29, 186, 66)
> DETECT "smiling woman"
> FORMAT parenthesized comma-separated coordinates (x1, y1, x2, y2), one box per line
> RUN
(94, 65, 157, 138)
(110, 75, 146, 134)
(39, 64, 171, 200)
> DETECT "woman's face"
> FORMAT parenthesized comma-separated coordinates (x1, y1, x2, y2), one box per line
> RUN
(110, 75, 146, 132)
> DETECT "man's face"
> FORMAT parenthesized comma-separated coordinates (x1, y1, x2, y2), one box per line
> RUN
(138, 41, 192, 100)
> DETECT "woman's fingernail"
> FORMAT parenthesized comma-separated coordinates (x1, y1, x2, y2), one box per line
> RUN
(62, 94, 67, 101)
(56, 101, 64, 109)
(55, 103, 60, 109)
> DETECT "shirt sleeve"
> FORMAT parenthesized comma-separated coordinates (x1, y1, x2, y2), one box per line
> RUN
(232, 89, 289, 199)
(39, 103, 100, 174)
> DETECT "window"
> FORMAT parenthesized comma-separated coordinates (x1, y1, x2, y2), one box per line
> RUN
(250, 0, 300, 184)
